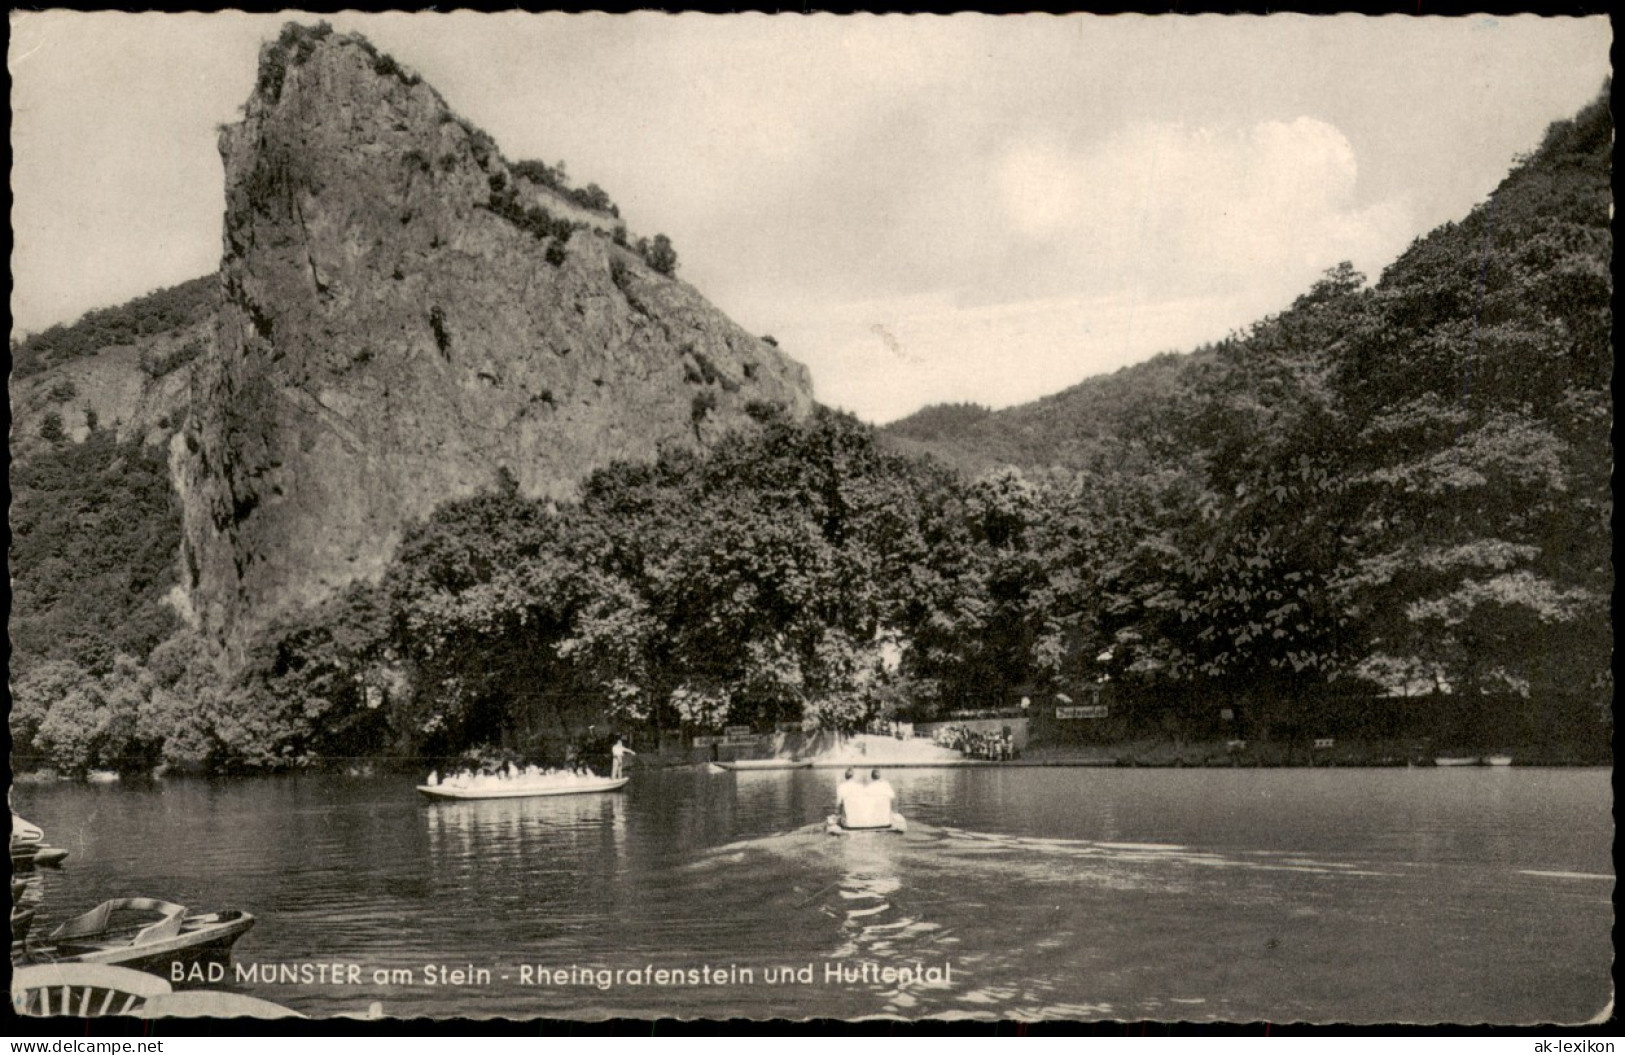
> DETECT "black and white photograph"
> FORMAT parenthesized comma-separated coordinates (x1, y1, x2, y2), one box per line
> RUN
(8, 11, 1612, 1026)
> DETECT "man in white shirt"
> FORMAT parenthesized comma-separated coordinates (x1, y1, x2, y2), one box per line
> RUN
(611, 736, 636, 778)
(835, 768, 860, 824)
(868, 769, 896, 817)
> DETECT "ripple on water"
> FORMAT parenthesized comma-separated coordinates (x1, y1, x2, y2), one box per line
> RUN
(9, 767, 1612, 1022)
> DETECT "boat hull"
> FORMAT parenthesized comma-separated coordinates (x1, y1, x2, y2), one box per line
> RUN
(826, 813, 908, 836)
(25, 913, 255, 979)
(417, 777, 629, 800)
(12, 906, 38, 946)
(715, 760, 812, 771)
(11, 846, 69, 870)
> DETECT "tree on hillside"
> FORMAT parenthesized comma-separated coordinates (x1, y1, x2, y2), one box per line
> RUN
(1331, 92, 1612, 701)
(645, 234, 678, 276)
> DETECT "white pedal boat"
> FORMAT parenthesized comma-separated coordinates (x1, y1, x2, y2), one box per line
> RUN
(417, 776, 629, 800)
(826, 813, 908, 836)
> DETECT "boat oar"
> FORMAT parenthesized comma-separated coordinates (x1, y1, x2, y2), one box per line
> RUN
(795, 881, 841, 909)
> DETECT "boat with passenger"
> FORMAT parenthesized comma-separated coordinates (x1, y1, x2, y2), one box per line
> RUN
(826, 769, 907, 835)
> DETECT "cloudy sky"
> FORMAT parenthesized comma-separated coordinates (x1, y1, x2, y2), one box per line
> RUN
(9, 12, 1611, 423)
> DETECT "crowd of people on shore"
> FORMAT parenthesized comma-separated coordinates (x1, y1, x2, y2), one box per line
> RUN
(424, 736, 637, 788)
(933, 725, 1017, 760)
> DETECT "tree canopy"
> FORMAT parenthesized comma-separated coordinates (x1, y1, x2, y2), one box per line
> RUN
(9, 88, 1610, 775)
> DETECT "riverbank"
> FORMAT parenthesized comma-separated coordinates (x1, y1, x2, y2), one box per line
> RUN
(1015, 738, 1604, 767)
(11, 734, 1603, 785)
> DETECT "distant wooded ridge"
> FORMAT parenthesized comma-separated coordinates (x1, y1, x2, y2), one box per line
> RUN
(10, 85, 1610, 776)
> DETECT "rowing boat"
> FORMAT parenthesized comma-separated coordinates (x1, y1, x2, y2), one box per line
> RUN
(22, 898, 255, 975)
(11, 846, 69, 870)
(12, 814, 44, 846)
(825, 813, 908, 836)
(12, 904, 38, 947)
(714, 759, 812, 771)
(417, 776, 629, 800)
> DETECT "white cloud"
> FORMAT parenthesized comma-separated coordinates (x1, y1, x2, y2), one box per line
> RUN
(9, 13, 1608, 427)
(729, 116, 1419, 423)
(992, 117, 1413, 299)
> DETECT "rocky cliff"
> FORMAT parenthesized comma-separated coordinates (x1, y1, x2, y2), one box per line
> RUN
(175, 23, 814, 648)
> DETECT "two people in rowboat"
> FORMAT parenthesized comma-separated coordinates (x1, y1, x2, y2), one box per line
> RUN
(834, 768, 897, 829)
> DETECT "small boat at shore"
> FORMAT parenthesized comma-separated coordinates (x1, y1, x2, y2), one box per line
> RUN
(1484, 755, 1514, 766)
(1433, 756, 1478, 767)
(12, 814, 44, 847)
(11, 964, 175, 1017)
(417, 775, 629, 800)
(20, 898, 254, 976)
(12, 904, 38, 947)
(715, 759, 812, 771)
(11, 846, 69, 870)
(825, 813, 908, 836)
(11, 814, 69, 870)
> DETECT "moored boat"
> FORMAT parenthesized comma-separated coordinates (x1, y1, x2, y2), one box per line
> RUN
(12, 904, 38, 947)
(12, 814, 44, 847)
(11, 815, 68, 870)
(715, 759, 812, 771)
(11, 846, 69, 870)
(11, 963, 174, 1017)
(417, 775, 629, 800)
(1433, 756, 1478, 767)
(21, 898, 254, 976)
(1483, 755, 1514, 766)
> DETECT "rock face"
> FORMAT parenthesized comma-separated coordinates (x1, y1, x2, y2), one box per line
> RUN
(176, 24, 814, 648)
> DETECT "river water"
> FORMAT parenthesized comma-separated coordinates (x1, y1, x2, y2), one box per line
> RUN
(12, 766, 1613, 1023)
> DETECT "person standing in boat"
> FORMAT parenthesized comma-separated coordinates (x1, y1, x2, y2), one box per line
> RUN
(611, 736, 636, 778)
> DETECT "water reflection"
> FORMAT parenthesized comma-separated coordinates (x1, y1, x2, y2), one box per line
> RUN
(8, 768, 1611, 1022)
(423, 791, 630, 912)
(425, 791, 627, 848)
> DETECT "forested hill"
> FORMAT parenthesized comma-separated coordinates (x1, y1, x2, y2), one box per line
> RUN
(11, 275, 218, 381)
(874, 81, 1612, 706)
(883, 86, 1611, 487)
(9, 83, 1608, 777)
(882, 347, 1217, 477)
